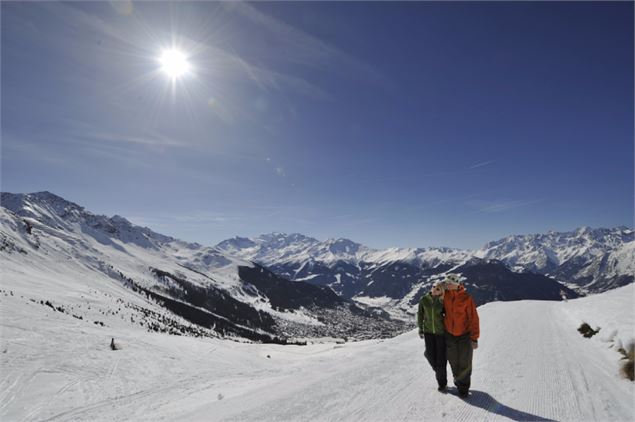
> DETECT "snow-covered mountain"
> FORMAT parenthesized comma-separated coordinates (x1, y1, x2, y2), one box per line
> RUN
(217, 233, 470, 267)
(216, 234, 473, 305)
(0, 192, 404, 342)
(216, 228, 633, 317)
(3, 191, 630, 333)
(477, 226, 634, 292)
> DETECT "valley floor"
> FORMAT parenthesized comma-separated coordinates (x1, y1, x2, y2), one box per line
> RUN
(1, 285, 633, 421)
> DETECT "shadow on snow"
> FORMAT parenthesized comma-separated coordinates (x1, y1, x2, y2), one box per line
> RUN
(460, 389, 557, 422)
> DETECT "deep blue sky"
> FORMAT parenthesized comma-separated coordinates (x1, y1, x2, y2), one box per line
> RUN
(2, 2, 633, 249)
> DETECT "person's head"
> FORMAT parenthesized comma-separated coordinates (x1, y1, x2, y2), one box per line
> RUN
(444, 273, 461, 290)
(431, 280, 446, 297)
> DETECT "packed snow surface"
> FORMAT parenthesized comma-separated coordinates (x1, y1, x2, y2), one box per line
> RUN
(1, 281, 633, 421)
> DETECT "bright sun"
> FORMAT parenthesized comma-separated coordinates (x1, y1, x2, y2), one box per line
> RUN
(159, 49, 190, 79)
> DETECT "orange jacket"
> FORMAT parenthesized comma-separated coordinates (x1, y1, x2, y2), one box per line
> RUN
(443, 285, 480, 341)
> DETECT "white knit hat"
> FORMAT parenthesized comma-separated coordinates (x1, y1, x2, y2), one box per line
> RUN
(444, 273, 460, 285)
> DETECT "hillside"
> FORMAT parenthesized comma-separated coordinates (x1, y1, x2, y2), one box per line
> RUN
(0, 192, 404, 342)
(1, 282, 632, 421)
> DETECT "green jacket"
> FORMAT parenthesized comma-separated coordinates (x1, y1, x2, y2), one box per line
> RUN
(417, 293, 445, 335)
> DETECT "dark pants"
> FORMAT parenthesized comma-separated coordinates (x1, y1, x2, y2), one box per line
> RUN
(423, 333, 447, 387)
(446, 332, 473, 394)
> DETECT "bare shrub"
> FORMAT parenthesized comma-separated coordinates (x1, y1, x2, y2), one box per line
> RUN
(577, 322, 600, 338)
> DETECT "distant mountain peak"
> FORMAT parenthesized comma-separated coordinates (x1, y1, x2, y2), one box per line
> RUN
(257, 232, 319, 243)
(322, 237, 364, 255)
(325, 237, 357, 244)
(110, 214, 132, 225)
(2, 191, 83, 211)
(1, 191, 87, 223)
(1, 190, 177, 248)
(30, 190, 68, 200)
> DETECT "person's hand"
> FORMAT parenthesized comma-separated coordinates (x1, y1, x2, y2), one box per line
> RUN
(471, 340, 478, 350)
(418, 332, 425, 339)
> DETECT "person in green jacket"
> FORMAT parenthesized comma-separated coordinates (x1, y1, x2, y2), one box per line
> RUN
(417, 280, 447, 391)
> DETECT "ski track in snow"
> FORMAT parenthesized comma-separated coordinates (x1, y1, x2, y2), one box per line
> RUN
(2, 287, 633, 422)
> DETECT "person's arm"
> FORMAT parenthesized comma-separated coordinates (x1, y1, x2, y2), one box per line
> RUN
(417, 300, 424, 334)
(468, 297, 480, 342)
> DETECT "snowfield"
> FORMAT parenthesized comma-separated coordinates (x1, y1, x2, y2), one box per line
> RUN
(1, 277, 633, 421)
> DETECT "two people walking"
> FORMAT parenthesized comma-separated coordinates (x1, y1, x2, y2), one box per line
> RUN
(417, 273, 480, 397)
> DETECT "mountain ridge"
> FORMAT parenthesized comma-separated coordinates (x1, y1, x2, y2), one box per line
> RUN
(215, 226, 633, 300)
(2, 191, 631, 324)
(0, 191, 405, 341)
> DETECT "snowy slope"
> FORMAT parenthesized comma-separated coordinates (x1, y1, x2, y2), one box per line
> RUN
(1, 281, 632, 421)
(0, 192, 250, 293)
(0, 192, 404, 342)
(561, 284, 634, 356)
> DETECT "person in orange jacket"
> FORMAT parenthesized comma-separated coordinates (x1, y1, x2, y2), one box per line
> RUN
(443, 273, 479, 398)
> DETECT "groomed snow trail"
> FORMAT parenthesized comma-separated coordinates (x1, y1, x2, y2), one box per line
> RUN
(204, 300, 634, 422)
(1, 288, 633, 421)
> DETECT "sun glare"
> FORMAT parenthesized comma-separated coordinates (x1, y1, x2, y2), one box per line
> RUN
(159, 49, 191, 79)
